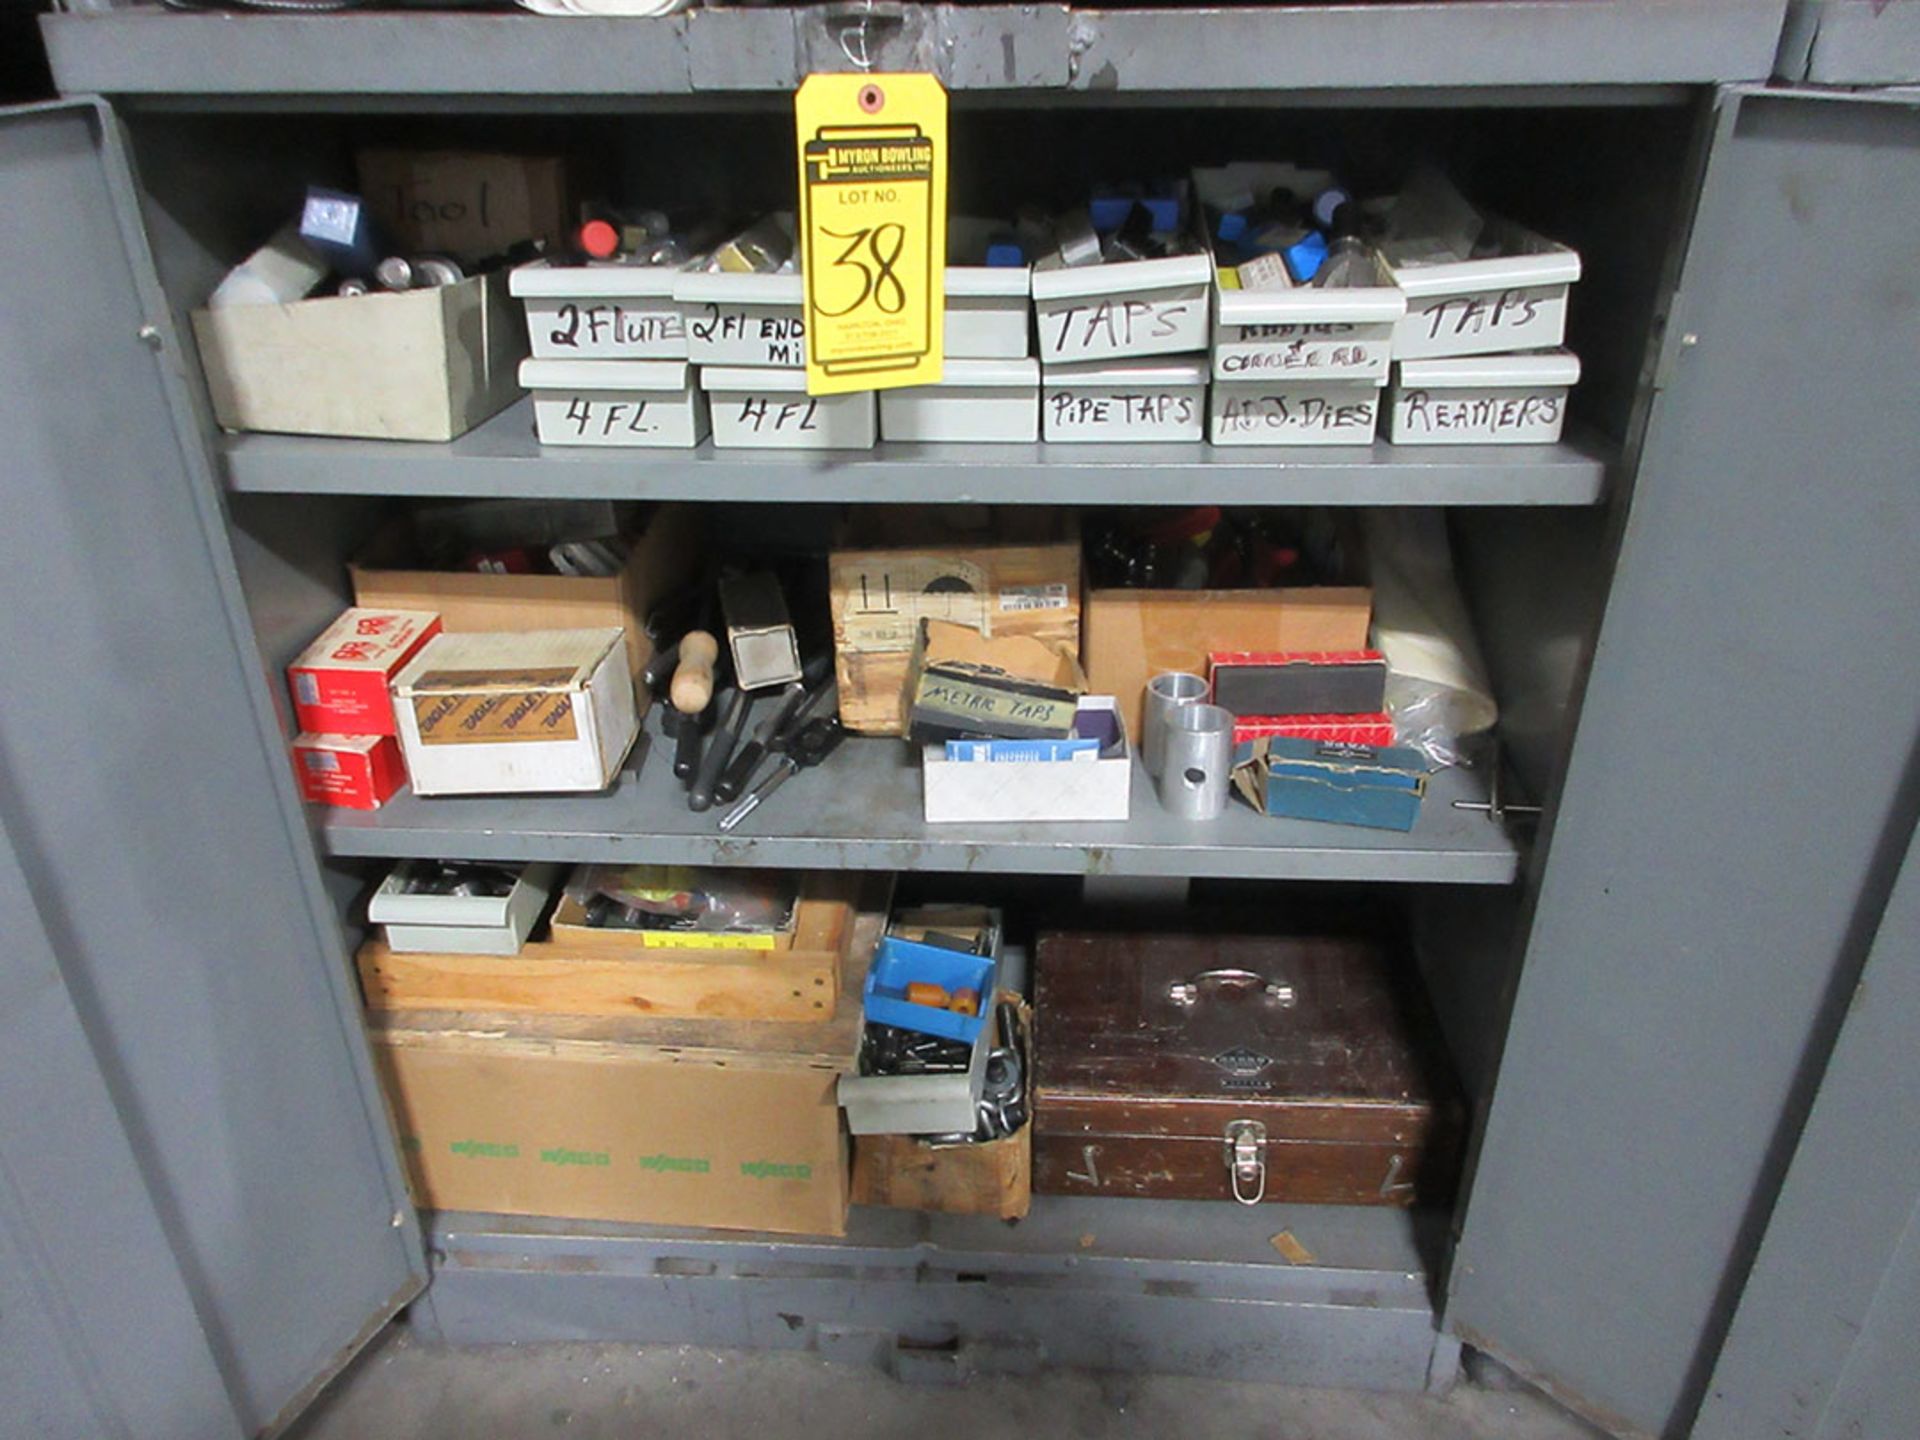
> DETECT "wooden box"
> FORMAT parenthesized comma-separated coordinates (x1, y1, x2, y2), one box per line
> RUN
(829, 522, 1081, 735)
(357, 873, 857, 1022)
(1031, 932, 1462, 1207)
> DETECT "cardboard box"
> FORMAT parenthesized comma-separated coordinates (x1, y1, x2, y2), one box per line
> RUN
(1385, 350, 1581, 446)
(1086, 586, 1374, 740)
(368, 860, 560, 956)
(366, 878, 893, 1235)
(1209, 378, 1386, 447)
(943, 266, 1033, 360)
(923, 696, 1131, 824)
(519, 359, 709, 448)
(908, 619, 1085, 744)
(357, 149, 570, 260)
(1232, 736, 1431, 832)
(673, 271, 806, 367)
(830, 525, 1081, 736)
(1041, 355, 1207, 443)
(878, 358, 1040, 444)
(191, 273, 526, 442)
(287, 607, 441, 736)
(360, 873, 860, 1022)
(701, 366, 876, 450)
(291, 732, 406, 811)
(350, 503, 696, 691)
(392, 628, 637, 796)
(510, 257, 689, 361)
(1383, 221, 1582, 361)
(1031, 251, 1212, 364)
(373, 1035, 850, 1236)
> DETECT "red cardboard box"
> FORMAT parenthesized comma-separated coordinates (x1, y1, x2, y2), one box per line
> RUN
(1233, 713, 1396, 747)
(288, 608, 441, 736)
(292, 733, 407, 811)
(1208, 649, 1387, 718)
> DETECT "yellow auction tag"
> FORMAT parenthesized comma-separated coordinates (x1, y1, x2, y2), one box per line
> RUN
(795, 72, 947, 395)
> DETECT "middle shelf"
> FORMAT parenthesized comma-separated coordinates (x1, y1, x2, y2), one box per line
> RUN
(224, 397, 1612, 506)
(321, 727, 1520, 883)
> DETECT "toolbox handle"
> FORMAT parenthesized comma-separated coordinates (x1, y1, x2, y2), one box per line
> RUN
(1167, 969, 1297, 1008)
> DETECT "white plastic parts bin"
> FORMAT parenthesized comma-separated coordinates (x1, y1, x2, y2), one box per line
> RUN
(520, 359, 709, 448)
(1385, 349, 1582, 445)
(1031, 250, 1212, 365)
(700, 365, 878, 450)
(1383, 224, 1583, 361)
(509, 259, 688, 360)
(879, 358, 1040, 444)
(1210, 256, 1405, 384)
(672, 270, 806, 367)
(944, 265, 1033, 359)
(1210, 377, 1385, 447)
(1041, 355, 1207, 444)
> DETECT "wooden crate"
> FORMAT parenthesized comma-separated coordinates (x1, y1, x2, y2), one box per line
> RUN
(357, 873, 856, 1022)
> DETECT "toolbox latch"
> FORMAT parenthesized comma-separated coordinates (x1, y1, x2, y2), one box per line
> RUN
(1224, 1119, 1268, 1206)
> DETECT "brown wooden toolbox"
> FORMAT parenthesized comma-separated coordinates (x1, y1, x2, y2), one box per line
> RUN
(1031, 932, 1462, 1207)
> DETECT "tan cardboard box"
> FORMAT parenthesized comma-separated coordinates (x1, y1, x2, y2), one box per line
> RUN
(367, 878, 891, 1237)
(351, 503, 697, 692)
(830, 523, 1081, 735)
(357, 149, 571, 260)
(191, 273, 526, 442)
(1085, 586, 1374, 740)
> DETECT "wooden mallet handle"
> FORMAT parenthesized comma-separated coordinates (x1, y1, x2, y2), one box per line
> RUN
(671, 630, 720, 715)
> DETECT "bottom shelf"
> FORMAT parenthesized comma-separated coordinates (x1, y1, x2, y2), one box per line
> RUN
(412, 1197, 1457, 1391)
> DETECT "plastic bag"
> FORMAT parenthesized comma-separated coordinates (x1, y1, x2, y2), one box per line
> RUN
(1362, 510, 1498, 769)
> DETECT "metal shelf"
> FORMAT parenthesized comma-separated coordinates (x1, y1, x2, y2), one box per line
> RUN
(417, 1197, 1456, 1388)
(321, 723, 1520, 883)
(44, 3, 1786, 101)
(225, 398, 1610, 506)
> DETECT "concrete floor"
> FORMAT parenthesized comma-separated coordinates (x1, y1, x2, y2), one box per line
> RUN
(290, 1326, 1607, 1440)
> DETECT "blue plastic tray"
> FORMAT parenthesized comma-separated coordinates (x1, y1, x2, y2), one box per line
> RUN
(861, 936, 997, 1043)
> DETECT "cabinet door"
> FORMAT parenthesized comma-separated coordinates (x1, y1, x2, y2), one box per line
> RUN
(0, 101, 423, 1434)
(1448, 87, 1920, 1439)
(1691, 824, 1920, 1440)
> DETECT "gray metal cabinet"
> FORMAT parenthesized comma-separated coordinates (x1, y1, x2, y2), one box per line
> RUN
(6, 10, 1918, 1436)
(1448, 87, 1920, 1439)
(0, 101, 424, 1438)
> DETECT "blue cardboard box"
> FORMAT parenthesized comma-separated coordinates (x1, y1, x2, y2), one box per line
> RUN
(1233, 736, 1430, 832)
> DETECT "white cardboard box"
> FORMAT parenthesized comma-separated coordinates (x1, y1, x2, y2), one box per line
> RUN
(701, 366, 878, 451)
(369, 861, 560, 955)
(672, 271, 806, 367)
(944, 266, 1032, 359)
(1385, 350, 1581, 445)
(192, 272, 526, 442)
(879, 358, 1040, 444)
(509, 258, 689, 361)
(1383, 223, 1582, 361)
(1210, 259, 1405, 384)
(1041, 355, 1206, 444)
(923, 697, 1132, 823)
(1031, 251, 1212, 365)
(1210, 377, 1385, 447)
(392, 628, 638, 795)
(519, 358, 709, 448)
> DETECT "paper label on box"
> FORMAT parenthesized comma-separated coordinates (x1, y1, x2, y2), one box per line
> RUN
(295, 673, 321, 705)
(302, 749, 341, 773)
(412, 689, 579, 745)
(998, 583, 1069, 613)
(914, 673, 1077, 735)
(839, 556, 990, 651)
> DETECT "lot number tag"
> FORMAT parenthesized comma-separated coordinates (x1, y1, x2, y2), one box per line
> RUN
(796, 73, 947, 395)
